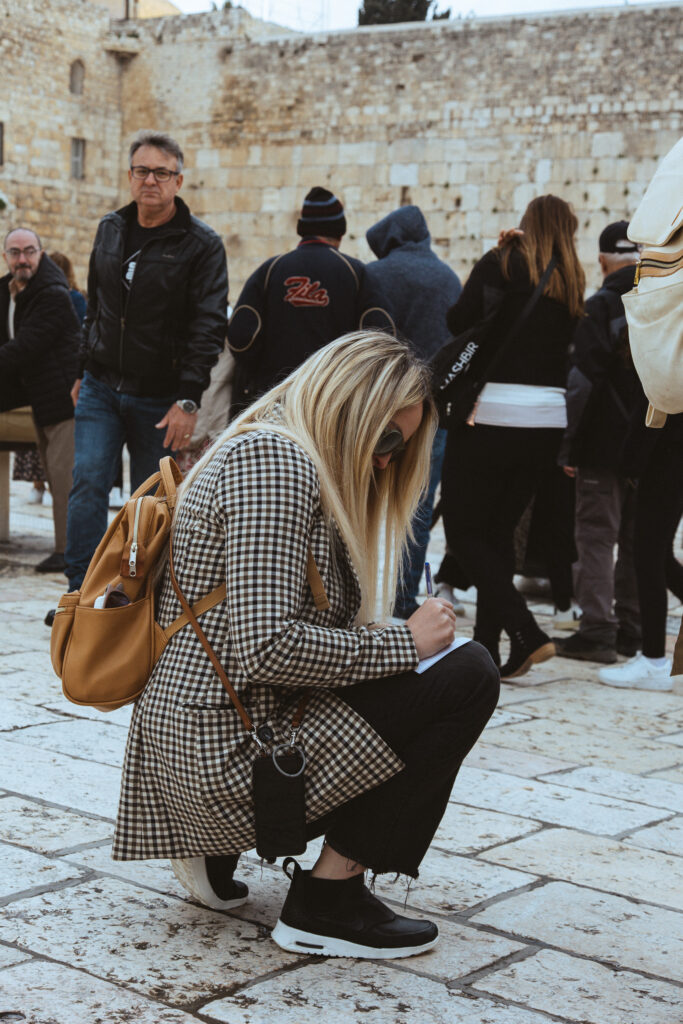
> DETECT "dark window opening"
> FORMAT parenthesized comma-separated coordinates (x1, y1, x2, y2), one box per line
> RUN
(71, 138, 86, 180)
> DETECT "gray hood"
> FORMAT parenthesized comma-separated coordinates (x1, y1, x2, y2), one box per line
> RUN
(366, 205, 430, 259)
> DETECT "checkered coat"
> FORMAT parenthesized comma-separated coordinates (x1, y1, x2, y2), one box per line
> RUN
(113, 429, 419, 860)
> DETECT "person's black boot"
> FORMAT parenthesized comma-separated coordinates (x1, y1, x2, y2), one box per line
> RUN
(473, 631, 501, 668)
(500, 624, 555, 679)
(272, 858, 438, 959)
(170, 855, 248, 910)
(555, 633, 617, 664)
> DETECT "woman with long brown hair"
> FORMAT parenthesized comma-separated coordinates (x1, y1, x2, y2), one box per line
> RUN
(440, 195, 585, 678)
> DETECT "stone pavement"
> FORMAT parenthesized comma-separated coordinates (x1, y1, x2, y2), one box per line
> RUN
(1, 478, 682, 1024)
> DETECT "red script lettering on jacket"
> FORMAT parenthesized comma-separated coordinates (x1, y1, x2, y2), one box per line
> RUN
(283, 276, 330, 307)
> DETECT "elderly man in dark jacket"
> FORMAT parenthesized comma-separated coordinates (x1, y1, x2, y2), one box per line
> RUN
(65, 130, 227, 593)
(0, 228, 80, 573)
(365, 205, 462, 618)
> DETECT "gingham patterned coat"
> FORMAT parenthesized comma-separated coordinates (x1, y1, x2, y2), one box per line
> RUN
(113, 429, 419, 860)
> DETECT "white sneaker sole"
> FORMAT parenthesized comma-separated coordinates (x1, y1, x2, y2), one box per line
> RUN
(170, 857, 248, 910)
(271, 919, 438, 959)
(598, 675, 673, 691)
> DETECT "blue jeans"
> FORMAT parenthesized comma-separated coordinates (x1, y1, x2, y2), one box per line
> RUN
(393, 428, 447, 618)
(65, 372, 175, 590)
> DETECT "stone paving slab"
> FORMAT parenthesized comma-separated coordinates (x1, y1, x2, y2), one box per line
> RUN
(432, 800, 543, 854)
(0, 945, 32, 968)
(455, 765, 669, 835)
(479, 827, 683, 910)
(540, 765, 683, 812)
(472, 880, 683, 981)
(202, 961, 558, 1024)
(0, 841, 86, 899)
(511, 692, 683, 738)
(624, 815, 683, 857)
(0, 960, 204, 1024)
(373, 846, 538, 916)
(659, 730, 683, 747)
(471, 947, 683, 1024)
(0, 696, 64, 731)
(484, 717, 683, 773)
(464, 742, 579, 778)
(39, 699, 133, 728)
(3, 717, 129, 767)
(0, 796, 113, 854)
(647, 765, 683, 785)
(0, 669, 66, 706)
(0, 876, 299, 1005)
(0, 737, 121, 819)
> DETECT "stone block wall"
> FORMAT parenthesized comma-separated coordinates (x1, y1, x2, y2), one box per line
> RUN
(1, 0, 681, 298)
(0, 0, 123, 277)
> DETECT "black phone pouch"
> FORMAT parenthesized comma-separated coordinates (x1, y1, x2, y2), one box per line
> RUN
(253, 741, 307, 861)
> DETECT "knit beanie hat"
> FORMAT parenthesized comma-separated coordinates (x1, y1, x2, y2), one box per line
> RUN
(297, 187, 347, 238)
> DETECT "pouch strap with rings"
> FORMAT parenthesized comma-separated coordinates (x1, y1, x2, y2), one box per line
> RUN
(168, 537, 327, 750)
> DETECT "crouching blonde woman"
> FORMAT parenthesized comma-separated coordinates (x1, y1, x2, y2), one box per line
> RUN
(113, 333, 499, 960)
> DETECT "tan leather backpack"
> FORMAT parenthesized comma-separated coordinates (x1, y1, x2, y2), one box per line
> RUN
(50, 456, 329, 712)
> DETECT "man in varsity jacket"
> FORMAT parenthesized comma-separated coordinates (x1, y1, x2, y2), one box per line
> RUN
(228, 187, 394, 414)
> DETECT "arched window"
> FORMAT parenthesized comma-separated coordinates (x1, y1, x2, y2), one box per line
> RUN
(69, 60, 85, 96)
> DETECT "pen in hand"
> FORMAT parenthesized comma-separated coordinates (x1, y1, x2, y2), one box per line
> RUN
(424, 562, 433, 598)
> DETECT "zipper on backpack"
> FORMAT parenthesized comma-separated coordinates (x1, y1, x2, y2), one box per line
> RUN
(129, 497, 143, 577)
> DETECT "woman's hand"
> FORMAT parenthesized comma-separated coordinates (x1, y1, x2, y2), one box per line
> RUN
(406, 598, 457, 660)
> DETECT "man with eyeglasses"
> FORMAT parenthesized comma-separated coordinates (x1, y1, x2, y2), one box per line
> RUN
(0, 228, 80, 574)
(64, 129, 228, 598)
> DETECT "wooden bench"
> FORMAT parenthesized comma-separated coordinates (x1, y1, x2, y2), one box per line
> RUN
(0, 407, 39, 542)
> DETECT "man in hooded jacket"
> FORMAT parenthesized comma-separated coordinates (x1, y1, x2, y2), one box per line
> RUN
(365, 205, 462, 618)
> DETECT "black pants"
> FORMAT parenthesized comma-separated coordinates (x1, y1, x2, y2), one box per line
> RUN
(634, 435, 683, 658)
(308, 641, 499, 877)
(441, 423, 563, 645)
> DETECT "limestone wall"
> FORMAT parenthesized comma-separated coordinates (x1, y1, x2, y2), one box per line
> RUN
(1, 1, 681, 298)
(119, 4, 683, 296)
(0, 0, 122, 280)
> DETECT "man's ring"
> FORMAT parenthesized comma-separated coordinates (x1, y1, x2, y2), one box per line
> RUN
(183, 433, 191, 438)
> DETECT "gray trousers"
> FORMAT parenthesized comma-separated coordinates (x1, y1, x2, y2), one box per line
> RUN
(574, 467, 641, 645)
(33, 416, 74, 553)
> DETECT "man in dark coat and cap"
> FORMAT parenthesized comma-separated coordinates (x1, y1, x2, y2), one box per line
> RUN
(228, 187, 394, 414)
(0, 227, 80, 574)
(365, 205, 462, 618)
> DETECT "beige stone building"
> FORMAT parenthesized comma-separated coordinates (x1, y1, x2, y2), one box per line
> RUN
(0, 0, 681, 296)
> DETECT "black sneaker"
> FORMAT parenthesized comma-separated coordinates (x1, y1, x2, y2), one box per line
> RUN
(555, 633, 617, 664)
(170, 855, 248, 910)
(616, 632, 641, 658)
(35, 552, 65, 574)
(272, 858, 438, 959)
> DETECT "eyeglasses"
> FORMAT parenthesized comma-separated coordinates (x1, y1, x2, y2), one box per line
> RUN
(5, 246, 39, 259)
(130, 165, 180, 183)
(373, 426, 407, 462)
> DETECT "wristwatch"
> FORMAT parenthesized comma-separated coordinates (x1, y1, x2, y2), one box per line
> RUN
(176, 399, 198, 415)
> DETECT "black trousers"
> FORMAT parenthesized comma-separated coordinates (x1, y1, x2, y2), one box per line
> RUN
(309, 641, 499, 877)
(441, 423, 563, 645)
(634, 435, 683, 658)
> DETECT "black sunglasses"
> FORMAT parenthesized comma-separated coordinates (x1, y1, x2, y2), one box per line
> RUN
(374, 426, 407, 462)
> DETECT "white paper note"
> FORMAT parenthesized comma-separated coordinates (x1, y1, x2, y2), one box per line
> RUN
(415, 636, 471, 674)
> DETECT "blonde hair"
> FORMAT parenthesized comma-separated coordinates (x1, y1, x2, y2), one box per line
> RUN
(180, 332, 437, 622)
(500, 194, 585, 318)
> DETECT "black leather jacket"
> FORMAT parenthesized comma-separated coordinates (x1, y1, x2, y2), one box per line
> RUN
(81, 198, 228, 404)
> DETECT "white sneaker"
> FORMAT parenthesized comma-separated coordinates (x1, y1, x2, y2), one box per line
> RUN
(552, 606, 581, 631)
(27, 487, 46, 505)
(170, 857, 249, 910)
(598, 653, 673, 691)
(42, 490, 53, 508)
(434, 582, 465, 616)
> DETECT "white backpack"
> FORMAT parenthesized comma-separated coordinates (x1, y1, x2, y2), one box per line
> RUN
(623, 136, 683, 426)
